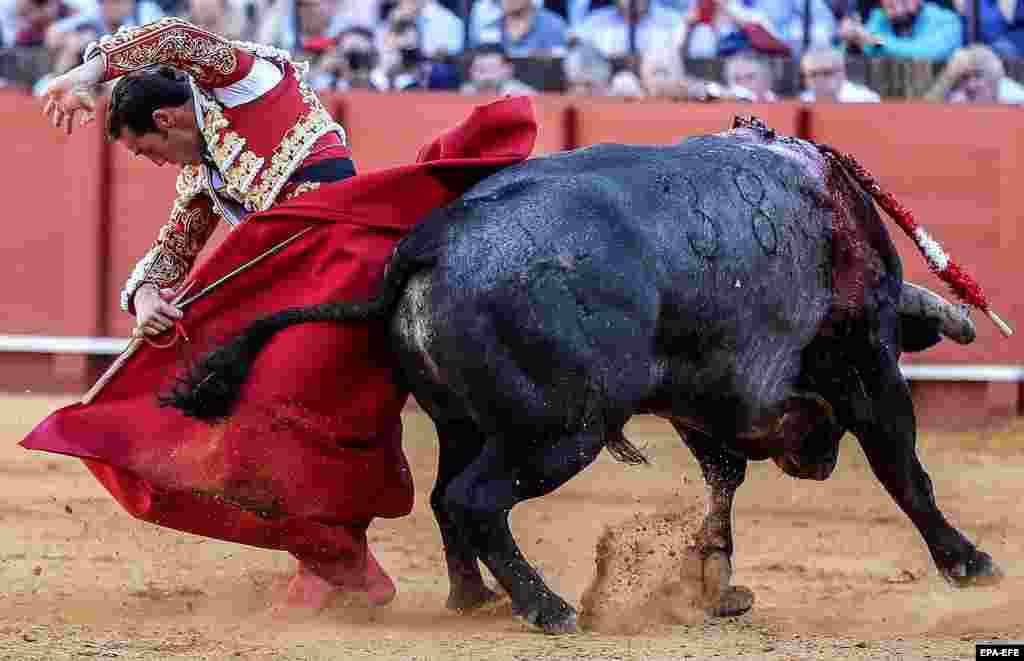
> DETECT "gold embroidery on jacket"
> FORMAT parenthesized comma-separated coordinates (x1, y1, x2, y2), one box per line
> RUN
(195, 63, 342, 213)
(98, 18, 238, 79)
(284, 181, 321, 200)
(175, 163, 204, 199)
(249, 74, 341, 210)
(198, 94, 247, 173)
(120, 165, 216, 311)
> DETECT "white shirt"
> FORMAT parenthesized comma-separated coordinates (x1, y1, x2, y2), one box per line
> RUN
(800, 80, 881, 103)
(571, 4, 684, 58)
(48, 0, 165, 36)
(0, 0, 18, 46)
(948, 77, 1024, 104)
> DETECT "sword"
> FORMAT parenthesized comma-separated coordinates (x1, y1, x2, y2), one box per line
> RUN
(80, 225, 316, 405)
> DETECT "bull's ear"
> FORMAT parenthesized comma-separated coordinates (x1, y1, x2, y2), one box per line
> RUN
(899, 312, 943, 353)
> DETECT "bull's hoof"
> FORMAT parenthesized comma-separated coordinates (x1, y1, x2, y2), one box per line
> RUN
(943, 550, 1004, 588)
(447, 584, 501, 612)
(706, 585, 755, 617)
(684, 549, 757, 617)
(522, 600, 579, 635)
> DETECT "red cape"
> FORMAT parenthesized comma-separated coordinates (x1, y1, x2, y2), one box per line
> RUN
(21, 97, 537, 558)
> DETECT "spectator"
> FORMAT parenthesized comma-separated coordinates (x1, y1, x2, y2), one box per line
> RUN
(608, 68, 645, 96)
(460, 43, 538, 94)
(758, 0, 836, 56)
(924, 43, 1024, 103)
(43, 0, 164, 76)
(799, 46, 881, 101)
(638, 45, 688, 97)
(570, 0, 684, 58)
(676, 0, 796, 58)
(380, 0, 464, 57)
(950, 0, 1024, 59)
(148, 0, 182, 11)
(258, 0, 347, 53)
(566, 0, 689, 25)
(187, 0, 247, 40)
(375, 15, 461, 89)
(1, 0, 68, 47)
(837, 0, 962, 61)
(563, 39, 612, 94)
(321, 26, 385, 91)
(338, 0, 382, 29)
(230, 0, 270, 41)
(469, 0, 568, 56)
(618, 45, 744, 100)
(723, 53, 778, 100)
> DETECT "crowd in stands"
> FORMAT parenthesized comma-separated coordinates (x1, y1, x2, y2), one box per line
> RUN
(2, 0, 1024, 103)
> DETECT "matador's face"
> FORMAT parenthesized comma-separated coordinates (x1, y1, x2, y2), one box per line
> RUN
(120, 107, 204, 167)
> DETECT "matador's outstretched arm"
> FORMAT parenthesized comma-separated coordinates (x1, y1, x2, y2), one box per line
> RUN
(83, 17, 254, 88)
(41, 18, 254, 135)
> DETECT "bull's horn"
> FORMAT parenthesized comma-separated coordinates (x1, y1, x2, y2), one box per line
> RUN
(900, 281, 977, 345)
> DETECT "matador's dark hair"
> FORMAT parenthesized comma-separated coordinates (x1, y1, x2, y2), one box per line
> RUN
(106, 65, 193, 140)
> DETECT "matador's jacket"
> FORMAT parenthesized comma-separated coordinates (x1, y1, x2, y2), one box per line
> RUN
(22, 18, 538, 588)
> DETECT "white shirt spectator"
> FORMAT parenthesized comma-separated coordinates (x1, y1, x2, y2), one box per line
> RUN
(948, 76, 1024, 104)
(800, 80, 881, 102)
(257, 2, 351, 52)
(997, 76, 1024, 102)
(469, 0, 543, 35)
(1, 0, 20, 46)
(338, 0, 382, 29)
(571, 2, 684, 58)
(608, 69, 645, 97)
(48, 0, 164, 36)
(567, 0, 691, 24)
(412, 0, 465, 55)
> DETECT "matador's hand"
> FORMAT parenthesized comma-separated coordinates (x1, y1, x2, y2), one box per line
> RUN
(41, 57, 103, 136)
(133, 285, 184, 338)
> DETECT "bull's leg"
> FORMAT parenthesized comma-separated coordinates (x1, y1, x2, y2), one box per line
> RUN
(431, 419, 498, 612)
(838, 351, 1002, 586)
(443, 427, 606, 634)
(671, 421, 755, 616)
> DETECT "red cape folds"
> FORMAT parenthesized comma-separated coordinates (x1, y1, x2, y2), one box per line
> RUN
(21, 97, 537, 560)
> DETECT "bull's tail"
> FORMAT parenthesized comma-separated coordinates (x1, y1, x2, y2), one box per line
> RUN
(818, 144, 1012, 338)
(161, 247, 425, 422)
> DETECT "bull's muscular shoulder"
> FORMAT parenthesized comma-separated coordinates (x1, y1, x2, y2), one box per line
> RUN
(463, 137, 828, 204)
(431, 136, 833, 254)
(417, 136, 835, 303)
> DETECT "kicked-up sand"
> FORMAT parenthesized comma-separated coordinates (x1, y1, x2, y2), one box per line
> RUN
(2, 395, 1022, 660)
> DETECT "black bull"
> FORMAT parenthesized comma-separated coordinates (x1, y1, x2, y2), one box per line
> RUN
(167, 120, 1002, 634)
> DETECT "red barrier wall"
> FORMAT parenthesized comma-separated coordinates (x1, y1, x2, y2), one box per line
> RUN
(0, 92, 105, 390)
(571, 99, 802, 146)
(0, 91, 105, 336)
(334, 91, 571, 174)
(806, 103, 1023, 369)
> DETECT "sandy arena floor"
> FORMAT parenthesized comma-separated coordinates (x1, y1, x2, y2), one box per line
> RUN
(1, 395, 1021, 660)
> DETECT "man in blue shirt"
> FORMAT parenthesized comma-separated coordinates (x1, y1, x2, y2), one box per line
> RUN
(838, 0, 962, 61)
(469, 0, 568, 56)
(951, 0, 1024, 58)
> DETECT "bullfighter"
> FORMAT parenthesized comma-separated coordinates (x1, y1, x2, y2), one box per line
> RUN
(25, 17, 536, 613)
